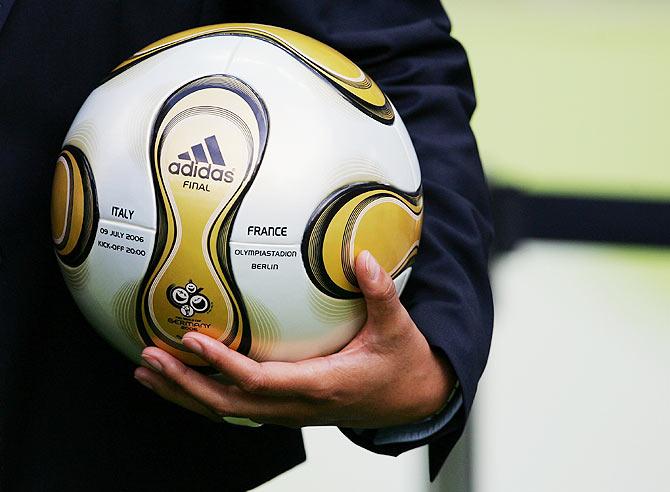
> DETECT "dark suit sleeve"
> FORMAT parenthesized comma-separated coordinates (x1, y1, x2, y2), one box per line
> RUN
(244, 0, 494, 479)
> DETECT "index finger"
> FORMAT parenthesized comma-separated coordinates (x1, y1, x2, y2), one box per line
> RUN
(182, 332, 334, 400)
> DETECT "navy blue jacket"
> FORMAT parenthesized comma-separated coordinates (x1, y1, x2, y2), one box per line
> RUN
(0, 1, 493, 490)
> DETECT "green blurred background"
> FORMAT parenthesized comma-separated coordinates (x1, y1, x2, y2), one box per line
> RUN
(447, 0, 670, 200)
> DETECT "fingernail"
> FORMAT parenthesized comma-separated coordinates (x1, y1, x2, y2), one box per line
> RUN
(182, 336, 203, 355)
(134, 373, 153, 391)
(142, 354, 163, 373)
(364, 250, 380, 280)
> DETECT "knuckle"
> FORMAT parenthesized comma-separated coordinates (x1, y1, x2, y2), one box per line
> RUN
(211, 399, 231, 417)
(376, 279, 397, 303)
(239, 371, 265, 393)
(304, 363, 342, 403)
(204, 345, 225, 366)
(169, 360, 192, 386)
(307, 378, 336, 402)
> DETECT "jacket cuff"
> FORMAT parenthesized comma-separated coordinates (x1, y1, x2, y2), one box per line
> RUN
(369, 384, 462, 446)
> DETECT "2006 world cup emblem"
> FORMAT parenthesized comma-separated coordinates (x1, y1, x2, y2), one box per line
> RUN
(166, 281, 211, 317)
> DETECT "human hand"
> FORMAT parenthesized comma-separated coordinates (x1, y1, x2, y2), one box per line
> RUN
(134, 250, 455, 428)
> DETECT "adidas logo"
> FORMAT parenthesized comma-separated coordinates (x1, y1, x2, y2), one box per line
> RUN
(178, 134, 226, 166)
(168, 135, 235, 183)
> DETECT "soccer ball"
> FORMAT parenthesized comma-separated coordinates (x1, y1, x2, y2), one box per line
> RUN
(50, 24, 423, 366)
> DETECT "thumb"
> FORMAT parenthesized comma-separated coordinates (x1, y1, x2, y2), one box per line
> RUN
(355, 250, 404, 326)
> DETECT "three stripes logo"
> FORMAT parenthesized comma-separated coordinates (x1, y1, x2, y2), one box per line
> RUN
(168, 134, 235, 183)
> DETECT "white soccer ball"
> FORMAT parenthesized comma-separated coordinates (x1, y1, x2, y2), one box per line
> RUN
(50, 23, 423, 366)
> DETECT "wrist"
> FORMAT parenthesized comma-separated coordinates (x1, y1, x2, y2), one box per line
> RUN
(425, 348, 457, 416)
